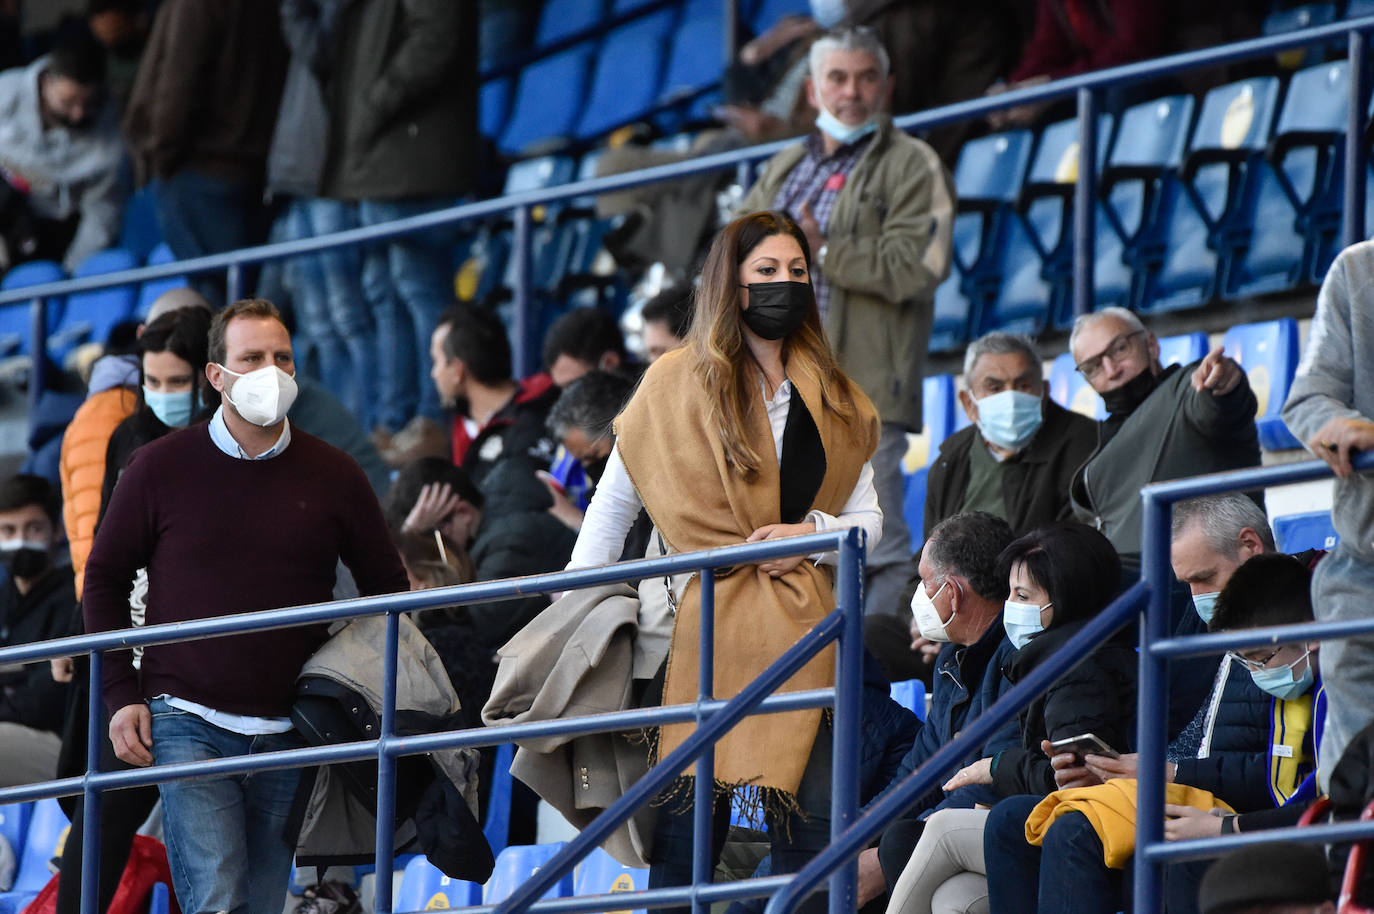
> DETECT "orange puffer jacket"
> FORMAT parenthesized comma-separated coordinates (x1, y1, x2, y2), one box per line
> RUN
(59, 385, 138, 598)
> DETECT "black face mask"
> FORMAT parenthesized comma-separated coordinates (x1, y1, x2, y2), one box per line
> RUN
(0, 546, 49, 581)
(739, 281, 811, 341)
(1101, 366, 1159, 418)
(583, 453, 610, 486)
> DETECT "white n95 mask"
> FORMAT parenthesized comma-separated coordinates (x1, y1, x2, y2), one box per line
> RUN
(911, 579, 956, 642)
(219, 364, 297, 427)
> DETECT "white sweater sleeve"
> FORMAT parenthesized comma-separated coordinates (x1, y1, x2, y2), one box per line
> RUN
(567, 444, 643, 569)
(806, 460, 883, 565)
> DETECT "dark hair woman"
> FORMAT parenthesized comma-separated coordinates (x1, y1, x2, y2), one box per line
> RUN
(565, 211, 881, 913)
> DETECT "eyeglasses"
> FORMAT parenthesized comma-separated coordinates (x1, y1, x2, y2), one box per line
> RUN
(1229, 646, 1303, 673)
(1075, 330, 1145, 381)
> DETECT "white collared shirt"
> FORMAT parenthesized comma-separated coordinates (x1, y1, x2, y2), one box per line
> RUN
(569, 378, 882, 568)
(208, 405, 292, 459)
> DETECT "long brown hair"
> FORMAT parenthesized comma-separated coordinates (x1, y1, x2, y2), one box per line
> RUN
(688, 210, 864, 480)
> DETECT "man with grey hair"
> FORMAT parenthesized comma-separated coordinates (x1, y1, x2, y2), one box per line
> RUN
(1068, 306, 1259, 562)
(740, 24, 955, 618)
(924, 331, 1096, 537)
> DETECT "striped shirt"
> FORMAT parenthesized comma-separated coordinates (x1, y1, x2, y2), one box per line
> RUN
(771, 131, 874, 320)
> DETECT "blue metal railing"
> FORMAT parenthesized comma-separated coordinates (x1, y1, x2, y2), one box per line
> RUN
(0, 529, 869, 914)
(2, 14, 1372, 383)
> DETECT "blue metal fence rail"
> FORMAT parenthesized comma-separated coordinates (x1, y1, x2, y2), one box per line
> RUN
(0, 528, 868, 914)
(1, 14, 1371, 381)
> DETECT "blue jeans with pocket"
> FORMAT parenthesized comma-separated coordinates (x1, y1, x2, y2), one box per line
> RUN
(149, 698, 303, 914)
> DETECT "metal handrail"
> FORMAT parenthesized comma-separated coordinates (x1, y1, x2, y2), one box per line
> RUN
(0, 528, 868, 914)
(2, 15, 1371, 377)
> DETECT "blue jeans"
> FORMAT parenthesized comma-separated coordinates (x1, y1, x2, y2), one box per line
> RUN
(984, 795, 1121, 914)
(285, 199, 377, 431)
(358, 198, 458, 428)
(152, 169, 270, 308)
(149, 698, 303, 914)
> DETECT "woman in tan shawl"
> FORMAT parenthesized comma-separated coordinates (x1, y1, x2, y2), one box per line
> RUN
(567, 210, 881, 911)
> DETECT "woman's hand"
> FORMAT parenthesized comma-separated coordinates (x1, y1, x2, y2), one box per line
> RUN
(402, 482, 460, 534)
(1040, 740, 1101, 789)
(1082, 752, 1177, 785)
(50, 657, 74, 683)
(747, 522, 816, 577)
(1163, 805, 1227, 841)
(942, 757, 993, 792)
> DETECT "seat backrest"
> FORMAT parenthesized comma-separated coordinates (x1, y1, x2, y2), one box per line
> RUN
(396, 855, 483, 912)
(660, 13, 726, 101)
(890, 678, 927, 722)
(136, 243, 189, 319)
(1220, 317, 1300, 425)
(1272, 510, 1340, 553)
(65, 248, 139, 343)
(576, 13, 676, 140)
(1263, 3, 1337, 35)
(499, 47, 596, 156)
(1156, 331, 1210, 368)
(13, 799, 68, 894)
(954, 131, 1034, 205)
(1049, 350, 1105, 419)
(904, 375, 957, 471)
(1109, 95, 1195, 171)
(1, 260, 66, 350)
(1190, 78, 1280, 156)
(1276, 61, 1349, 136)
(485, 843, 575, 904)
(535, 0, 608, 47)
(1349, 0, 1374, 17)
(504, 156, 578, 196)
(573, 847, 648, 914)
(0, 803, 32, 864)
(1029, 115, 1114, 186)
(482, 77, 514, 139)
(749, 0, 811, 33)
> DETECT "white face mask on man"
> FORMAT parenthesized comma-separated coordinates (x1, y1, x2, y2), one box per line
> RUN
(218, 364, 298, 427)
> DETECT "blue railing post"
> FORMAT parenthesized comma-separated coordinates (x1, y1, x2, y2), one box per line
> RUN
(828, 531, 864, 914)
(1133, 490, 1173, 912)
(79, 650, 104, 914)
(512, 205, 533, 380)
(693, 568, 716, 914)
(372, 611, 401, 914)
(1344, 28, 1369, 250)
(1073, 87, 1099, 320)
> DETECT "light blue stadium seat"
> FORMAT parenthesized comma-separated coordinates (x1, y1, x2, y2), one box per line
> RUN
(135, 243, 188, 320)
(932, 131, 1033, 347)
(148, 882, 172, 914)
(574, 5, 677, 141)
(1348, 0, 1374, 17)
(117, 185, 162, 262)
(485, 843, 575, 904)
(1263, 4, 1339, 70)
(53, 248, 139, 359)
(1147, 79, 1284, 312)
(1156, 331, 1209, 369)
(396, 855, 483, 912)
(499, 48, 597, 156)
(1094, 95, 1194, 317)
(890, 679, 927, 722)
(0, 799, 68, 912)
(1221, 318, 1302, 450)
(485, 741, 516, 855)
(0, 803, 32, 867)
(658, 8, 725, 122)
(1273, 511, 1340, 553)
(574, 847, 648, 914)
(903, 376, 958, 550)
(904, 466, 929, 553)
(1049, 350, 1105, 420)
(0, 260, 66, 358)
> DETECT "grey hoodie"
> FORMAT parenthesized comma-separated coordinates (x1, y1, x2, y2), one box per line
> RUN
(1282, 242, 1374, 563)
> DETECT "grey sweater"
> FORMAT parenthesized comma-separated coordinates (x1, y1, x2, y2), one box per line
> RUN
(1282, 242, 1374, 564)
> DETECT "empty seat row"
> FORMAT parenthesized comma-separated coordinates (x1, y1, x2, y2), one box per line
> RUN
(932, 58, 1361, 351)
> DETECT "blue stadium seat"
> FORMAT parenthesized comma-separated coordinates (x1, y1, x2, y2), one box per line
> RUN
(932, 130, 1034, 347)
(482, 77, 514, 139)
(904, 466, 928, 552)
(1093, 95, 1194, 316)
(499, 46, 596, 156)
(890, 679, 927, 722)
(52, 248, 139, 360)
(396, 855, 483, 912)
(1156, 331, 1209, 369)
(0, 799, 68, 911)
(1272, 511, 1339, 553)
(575, 7, 677, 141)
(902, 376, 958, 550)
(485, 843, 576, 904)
(987, 115, 1112, 334)
(1221, 318, 1301, 450)
(117, 185, 162, 262)
(485, 741, 516, 855)
(135, 243, 188, 320)
(658, 9, 726, 122)
(1348, 0, 1374, 17)
(1049, 351, 1105, 420)
(749, 0, 811, 32)
(574, 847, 648, 914)
(1146, 79, 1284, 312)
(1263, 4, 1339, 70)
(534, 0, 607, 48)
(0, 803, 31, 866)
(148, 882, 172, 914)
(0, 260, 66, 357)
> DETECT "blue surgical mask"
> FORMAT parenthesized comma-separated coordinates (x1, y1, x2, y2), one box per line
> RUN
(975, 390, 1044, 452)
(1250, 650, 1314, 701)
(144, 387, 197, 428)
(1192, 591, 1220, 625)
(1004, 599, 1050, 650)
(814, 103, 878, 146)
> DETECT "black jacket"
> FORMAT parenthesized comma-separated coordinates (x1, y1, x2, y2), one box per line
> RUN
(990, 617, 1138, 798)
(925, 398, 1098, 537)
(0, 565, 75, 734)
(322, 0, 477, 200)
(460, 378, 560, 489)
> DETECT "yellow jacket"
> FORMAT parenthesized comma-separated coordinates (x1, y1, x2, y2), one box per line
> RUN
(1025, 779, 1234, 868)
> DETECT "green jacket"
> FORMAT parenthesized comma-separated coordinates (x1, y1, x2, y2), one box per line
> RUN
(739, 116, 955, 429)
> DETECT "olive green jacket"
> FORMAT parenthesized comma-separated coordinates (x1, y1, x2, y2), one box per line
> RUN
(740, 116, 955, 429)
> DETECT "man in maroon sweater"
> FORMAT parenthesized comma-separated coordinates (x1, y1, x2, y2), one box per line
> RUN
(83, 299, 408, 914)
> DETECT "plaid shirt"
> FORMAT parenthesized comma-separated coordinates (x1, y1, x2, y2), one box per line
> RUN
(771, 131, 874, 321)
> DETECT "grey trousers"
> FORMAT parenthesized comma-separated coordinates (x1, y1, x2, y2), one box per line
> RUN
(866, 423, 914, 618)
(1313, 544, 1374, 793)
(0, 722, 61, 788)
(886, 807, 990, 914)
